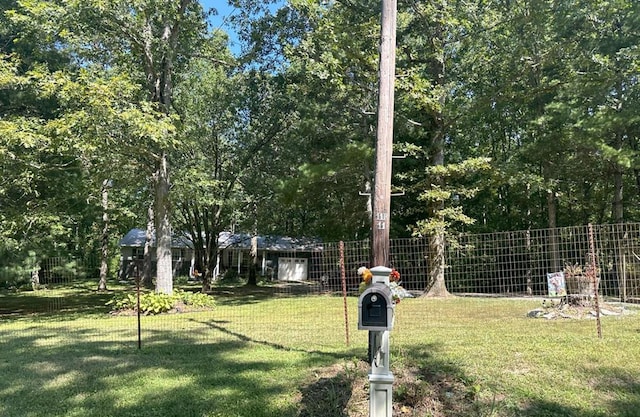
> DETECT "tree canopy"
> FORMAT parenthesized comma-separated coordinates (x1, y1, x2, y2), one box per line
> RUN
(2, 0, 639, 292)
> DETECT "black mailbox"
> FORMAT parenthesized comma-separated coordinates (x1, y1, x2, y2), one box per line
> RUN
(358, 283, 395, 331)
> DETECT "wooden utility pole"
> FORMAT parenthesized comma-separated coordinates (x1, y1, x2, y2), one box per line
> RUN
(372, 0, 398, 267)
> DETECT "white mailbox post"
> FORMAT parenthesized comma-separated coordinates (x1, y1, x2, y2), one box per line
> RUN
(358, 265, 394, 417)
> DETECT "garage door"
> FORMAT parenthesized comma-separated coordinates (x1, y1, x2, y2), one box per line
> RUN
(277, 257, 308, 281)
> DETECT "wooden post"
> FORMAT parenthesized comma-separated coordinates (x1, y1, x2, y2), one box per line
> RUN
(372, 0, 398, 267)
(588, 224, 602, 339)
(369, 2, 398, 415)
(339, 241, 349, 346)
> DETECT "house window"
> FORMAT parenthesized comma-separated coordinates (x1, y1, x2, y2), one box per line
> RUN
(132, 247, 144, 260)
(172, 249, 184, 262)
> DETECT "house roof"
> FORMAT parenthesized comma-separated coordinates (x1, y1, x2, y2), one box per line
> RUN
(119, 228, 322, 252)
(218, 232, 322, 251)
(119, 228, 193, 248)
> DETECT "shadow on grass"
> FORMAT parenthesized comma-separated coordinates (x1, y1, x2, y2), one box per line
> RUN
(0, 290, 113, 320)
(517, 400, 603, 417)
(388, 343, 640, 417)
(589, 367, 640, 417)
(2, 291, 640, 417)
(0, 281, 346, 320)
(515, 365, 640, 417)
(0, 322, 354, 417)
(208, 281, 340, 307)
(296, 342, 506, 417)
(193, 318, 358, 360)
(389, 344, 487, 417)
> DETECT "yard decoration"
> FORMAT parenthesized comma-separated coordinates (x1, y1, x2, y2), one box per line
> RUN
(563, 263, 600, 303)
(358, 266, 408, 304)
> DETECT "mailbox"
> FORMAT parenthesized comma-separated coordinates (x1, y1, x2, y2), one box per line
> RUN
(358, 283, 395, 331)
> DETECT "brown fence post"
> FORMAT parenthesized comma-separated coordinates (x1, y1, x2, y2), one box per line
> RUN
(339, 241, 349, 346)
(588, 223, 602, 339)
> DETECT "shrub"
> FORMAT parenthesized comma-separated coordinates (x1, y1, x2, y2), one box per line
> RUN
(107, 289, 214, 315)
(0, 249, 38, 290)
(106, 293, 137, 311)
(219, 269, 244, 285)
(107, 292, 173, 314)
(178, 290, 216, 308)
(140, 292, 175, 314)
(174, 275, 190, 285)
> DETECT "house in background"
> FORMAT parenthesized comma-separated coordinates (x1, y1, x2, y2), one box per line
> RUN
(118, 228, 322, 281)
(217, 232, 324, 281)
(118, 229, 193, 280)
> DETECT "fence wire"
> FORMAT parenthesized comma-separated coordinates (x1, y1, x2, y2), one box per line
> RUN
(2, 222, 640, 348)
(312, 223, 640, 301)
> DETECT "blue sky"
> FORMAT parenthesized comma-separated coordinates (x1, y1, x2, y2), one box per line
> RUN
(199, 1, 284, 54)
(200, 1, 242, 52)
(200, 1, 239, 32)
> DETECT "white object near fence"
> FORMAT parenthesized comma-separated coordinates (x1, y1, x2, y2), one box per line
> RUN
(277, 257, 308, 281)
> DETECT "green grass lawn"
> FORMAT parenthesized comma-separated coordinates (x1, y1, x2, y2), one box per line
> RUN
(1, 286, 639, 417)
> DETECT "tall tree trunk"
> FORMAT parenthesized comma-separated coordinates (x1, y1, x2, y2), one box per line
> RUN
(547, 189, 560, 271)
(140, 1, 191, 295)
(423, 2, 450, 297)
(611, 134, 625, 301)
(154, 152, 173, 294)
(143, 204, 154, 288)
(98, 179, 110, 291)
(612, 166, 624, 223)
(424, 132, 450, 297)
(426, 231, 449, 296)
(202, 239, 216, 293)
(248, 203, 258, 286)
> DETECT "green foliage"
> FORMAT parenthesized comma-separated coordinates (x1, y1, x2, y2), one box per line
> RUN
(139, 292, 175, 315)
(219, 269, 244, 285)
(173, 275, 189, 286)
(178, 290, 216, 309)
(0, 248, 38, 289)
(105, 292, 137, 311)
(106, 289, 215, 315)
(3, 0, 640, 288)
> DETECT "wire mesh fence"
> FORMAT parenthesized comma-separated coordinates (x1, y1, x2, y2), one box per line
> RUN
(9, 222, 638, 300)
(0, 255, 99, 291)
(312, 222, 640, 302)
(2, 222, 640, 348)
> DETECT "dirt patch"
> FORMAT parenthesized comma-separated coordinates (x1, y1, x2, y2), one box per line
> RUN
(297, 360, 482, 417)
(528, 300, 635, 320)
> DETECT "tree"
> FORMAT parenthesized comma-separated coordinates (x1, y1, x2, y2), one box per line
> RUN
(172, 38, 294, 290)
(0, 1, 90, 274)
(172, 52, 242, 291)
(48, 0, 210, 293)
(241, 1, 380, 241)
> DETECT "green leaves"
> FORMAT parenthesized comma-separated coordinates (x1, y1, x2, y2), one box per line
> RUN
(106, 289, 215, 315)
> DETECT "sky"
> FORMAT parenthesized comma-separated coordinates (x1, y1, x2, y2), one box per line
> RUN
(199, 1, 284, 55)
(200, 1, 239, 32)
(200, 1, 243, 52)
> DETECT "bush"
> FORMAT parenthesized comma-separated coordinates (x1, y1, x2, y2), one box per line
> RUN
(106, 292, 174, 314)
(0, 267, 30, 290)
(107, 289, 215, 315)
(106, 293, 138, 311)
(219, 269, 244, 285)
(174, 275, 190, 285)
(178, 290, 216, 308)
(0, 250, 38, 290)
